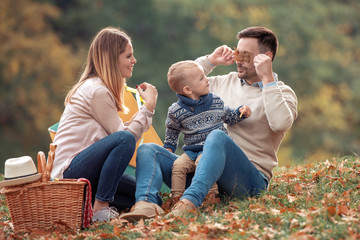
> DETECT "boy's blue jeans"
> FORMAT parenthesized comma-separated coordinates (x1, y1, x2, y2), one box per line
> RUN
(63, 131, 136, 210)
(135, 129, 268, 207)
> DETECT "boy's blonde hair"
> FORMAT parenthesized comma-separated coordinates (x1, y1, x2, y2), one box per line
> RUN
(65, 27, 130, 113)
(167, 60, 200, 94)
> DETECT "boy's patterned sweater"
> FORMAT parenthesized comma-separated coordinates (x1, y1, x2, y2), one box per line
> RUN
(164, 93, 244, 153)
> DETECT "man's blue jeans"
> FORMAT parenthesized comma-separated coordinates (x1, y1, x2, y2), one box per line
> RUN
(63, 131, 136, 210)
(135, 129, 268, 207)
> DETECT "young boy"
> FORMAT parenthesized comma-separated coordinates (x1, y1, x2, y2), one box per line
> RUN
(163, 60, 251, 210)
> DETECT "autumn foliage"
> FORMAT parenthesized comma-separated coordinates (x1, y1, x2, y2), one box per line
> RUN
(1, 155, 359, 239)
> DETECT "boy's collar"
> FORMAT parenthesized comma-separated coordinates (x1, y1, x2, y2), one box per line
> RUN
(176, 93, 211, 105)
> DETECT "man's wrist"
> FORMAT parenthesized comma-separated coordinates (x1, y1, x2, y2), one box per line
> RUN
(206, 55, 216, 67)
(263, 81, 277, 88)
(261, 74, 276, 85)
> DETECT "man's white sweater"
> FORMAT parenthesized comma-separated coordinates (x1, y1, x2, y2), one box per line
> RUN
(197, 56, 298, 180)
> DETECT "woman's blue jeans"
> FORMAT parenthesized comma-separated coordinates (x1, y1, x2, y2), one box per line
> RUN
(63, 131, 136, 210)
(135, 129, 268, 207)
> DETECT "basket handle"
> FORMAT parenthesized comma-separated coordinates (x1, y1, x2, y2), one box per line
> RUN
(45, 144, 57, 181)
(37, 151, 47, 183)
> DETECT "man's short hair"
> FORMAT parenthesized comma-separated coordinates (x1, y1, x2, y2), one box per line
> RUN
(237, 26, 278, 61)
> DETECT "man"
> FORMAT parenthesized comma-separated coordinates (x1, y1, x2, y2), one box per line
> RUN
(121, 26, 297, 220)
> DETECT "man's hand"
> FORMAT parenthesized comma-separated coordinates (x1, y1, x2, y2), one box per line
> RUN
(207, 45, 235, 66)
(253, 54, 275, 85)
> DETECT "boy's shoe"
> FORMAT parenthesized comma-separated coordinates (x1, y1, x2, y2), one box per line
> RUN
(202, 193, 221, 206)
(166, 199, 196, 218)
(161, 196, 181, 212)
(120, 201, 165, 222)
(92, 206, 119, 222)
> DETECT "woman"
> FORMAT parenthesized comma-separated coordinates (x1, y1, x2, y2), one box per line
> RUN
(51, 27, 158, 222)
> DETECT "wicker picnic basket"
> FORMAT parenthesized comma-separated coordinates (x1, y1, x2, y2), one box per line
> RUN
(1, 144, 86, 233)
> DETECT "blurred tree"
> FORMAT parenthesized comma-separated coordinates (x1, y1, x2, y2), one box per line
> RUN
(50, 0, 232, 154)
(0, 0, 81, 169)
(1, 0, 359, 170)
(268, 0, 360, 160)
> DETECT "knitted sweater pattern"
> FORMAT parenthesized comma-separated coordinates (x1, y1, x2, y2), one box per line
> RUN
(164, 93, 242, 153)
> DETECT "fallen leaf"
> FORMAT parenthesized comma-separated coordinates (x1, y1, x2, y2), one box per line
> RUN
(270, 208, 280, 215)
(294, 183, 303, 194)
(288, 194, 297, 203)
(289, 218, 299, 229)
(327, 205, 337, 216)
(338, 204, 349, 216)
(113, 225, 121, 237)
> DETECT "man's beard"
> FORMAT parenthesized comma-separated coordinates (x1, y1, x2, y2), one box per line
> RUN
(237, 65, 247, 79)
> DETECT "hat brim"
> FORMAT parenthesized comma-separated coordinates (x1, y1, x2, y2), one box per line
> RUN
(0, 173, 42, 188)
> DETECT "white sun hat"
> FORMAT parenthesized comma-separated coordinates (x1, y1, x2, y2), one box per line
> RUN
(0, 156, 42, 188)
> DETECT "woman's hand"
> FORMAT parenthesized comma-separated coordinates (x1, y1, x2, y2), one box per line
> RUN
(207, 45, 235, 66)
(137, 83, 158, 112)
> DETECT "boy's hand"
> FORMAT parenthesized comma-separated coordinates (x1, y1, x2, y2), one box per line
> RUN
(165, 148, 173, 153)
(239, 105, 252, 118)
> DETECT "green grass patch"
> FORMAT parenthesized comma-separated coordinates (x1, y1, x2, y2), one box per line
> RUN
(1, 156, 359, 239)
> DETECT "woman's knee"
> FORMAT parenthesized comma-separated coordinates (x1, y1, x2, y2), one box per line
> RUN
(113, 131, 136, 151)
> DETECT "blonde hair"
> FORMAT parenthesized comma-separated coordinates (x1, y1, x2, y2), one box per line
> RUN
(167, 60, 200, 94)
(65, 27, 130, 113)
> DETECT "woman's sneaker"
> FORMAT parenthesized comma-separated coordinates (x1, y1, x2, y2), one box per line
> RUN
(92, 206, 119, 222)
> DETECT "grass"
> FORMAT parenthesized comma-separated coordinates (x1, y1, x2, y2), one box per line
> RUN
(1, 155, 360, 239)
